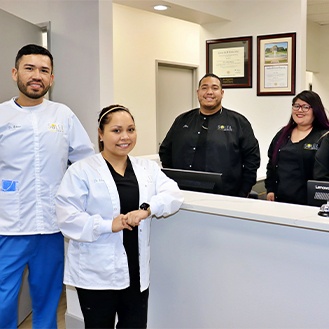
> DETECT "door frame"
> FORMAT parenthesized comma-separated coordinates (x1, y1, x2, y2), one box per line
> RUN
(155, 60, 199, 147)
(156, 59, 199, 107)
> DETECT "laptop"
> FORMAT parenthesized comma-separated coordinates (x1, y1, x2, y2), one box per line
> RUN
(307, 180, 329, 206)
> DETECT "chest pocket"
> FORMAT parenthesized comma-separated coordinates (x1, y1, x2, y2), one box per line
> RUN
(0, 190, 21, 230)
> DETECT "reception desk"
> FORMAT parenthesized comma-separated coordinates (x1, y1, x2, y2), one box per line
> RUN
(65, 191, 329, 328)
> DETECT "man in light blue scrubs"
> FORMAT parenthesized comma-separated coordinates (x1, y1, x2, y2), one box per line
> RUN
(0, 44, 94, 328)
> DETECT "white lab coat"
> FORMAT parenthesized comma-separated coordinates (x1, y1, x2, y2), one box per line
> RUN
(0, 98, 94, 234)
(55, 153, 183, 291)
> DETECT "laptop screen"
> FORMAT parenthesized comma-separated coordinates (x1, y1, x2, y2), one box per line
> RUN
(307, 180, 329, 207)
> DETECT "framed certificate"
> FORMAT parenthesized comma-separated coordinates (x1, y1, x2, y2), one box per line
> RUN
(206, 36, 252, 88)
(257, 32, 296, 96)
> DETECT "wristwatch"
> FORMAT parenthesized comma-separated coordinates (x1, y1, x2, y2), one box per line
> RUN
(140, 202, 151, 216)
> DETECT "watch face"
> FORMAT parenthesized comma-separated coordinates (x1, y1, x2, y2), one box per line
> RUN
(140, 203, 150, 210)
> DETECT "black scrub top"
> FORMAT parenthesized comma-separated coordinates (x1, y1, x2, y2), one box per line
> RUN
(105, 157, 140, 288)
(275, 139, 307, 204)
(265, 127, 328, 205)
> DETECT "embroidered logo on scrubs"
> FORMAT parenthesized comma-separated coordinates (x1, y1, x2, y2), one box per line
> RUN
(1, 180, 18, 192)
(48, 123, 64, 132)
(304, 143, 319, 150)
(217, 125, 233, 131)
(8, 124, 21, 130)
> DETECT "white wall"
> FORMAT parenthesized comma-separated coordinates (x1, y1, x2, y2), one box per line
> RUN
(113, 0, 307, 178)
(0, 0, 114, 148)
(309, 24, 329, 114)
(307, 20, 320, 73)
(113, 4, 201, 155)
(99, 1, 114, 112)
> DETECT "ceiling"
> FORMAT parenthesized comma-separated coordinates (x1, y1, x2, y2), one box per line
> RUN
(112, 0, 227, 25)
(113, 0, 329, 26)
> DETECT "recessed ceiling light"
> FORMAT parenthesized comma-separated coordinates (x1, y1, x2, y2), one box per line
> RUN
(154, 5, 169, 11)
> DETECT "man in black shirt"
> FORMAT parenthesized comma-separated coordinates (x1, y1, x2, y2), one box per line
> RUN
(159, 73, 260, 197)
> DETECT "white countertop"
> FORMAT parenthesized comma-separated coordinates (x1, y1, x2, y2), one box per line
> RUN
(181, 191, 329, 232)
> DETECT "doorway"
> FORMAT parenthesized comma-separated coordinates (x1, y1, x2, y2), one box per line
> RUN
(156, 61, 198, 149)
(0, 9, 45, 102)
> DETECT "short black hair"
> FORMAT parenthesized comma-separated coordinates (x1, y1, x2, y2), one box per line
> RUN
(198, 73, 222, 88)
(15, 44, 53, 72)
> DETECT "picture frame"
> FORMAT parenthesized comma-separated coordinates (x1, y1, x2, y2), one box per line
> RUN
(257, 32, 296, 96)
(206, 36, 252, 88)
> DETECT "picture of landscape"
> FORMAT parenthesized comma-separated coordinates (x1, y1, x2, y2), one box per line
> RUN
(264, 41, 288, 64)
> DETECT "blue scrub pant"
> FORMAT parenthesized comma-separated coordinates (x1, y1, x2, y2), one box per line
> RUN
(0, 233, 64, 329)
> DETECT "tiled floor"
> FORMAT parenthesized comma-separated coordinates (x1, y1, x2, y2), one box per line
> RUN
(19, 289, 66, 329)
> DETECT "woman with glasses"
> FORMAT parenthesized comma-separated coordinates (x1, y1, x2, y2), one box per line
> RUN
(265, 90, 329, 205)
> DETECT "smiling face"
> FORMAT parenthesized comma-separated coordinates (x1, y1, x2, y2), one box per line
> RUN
(99, 111, 137, 161)
(197, 76, 224, 115)
(292, 98, 314, 127)
(12, 54, 54, 106)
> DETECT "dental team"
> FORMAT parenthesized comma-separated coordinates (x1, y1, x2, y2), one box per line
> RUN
(1, 44, 329, 329)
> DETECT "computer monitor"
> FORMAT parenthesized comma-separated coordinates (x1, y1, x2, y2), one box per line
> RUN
(161, 168, 222, 194)
(307, 180, 329, 206)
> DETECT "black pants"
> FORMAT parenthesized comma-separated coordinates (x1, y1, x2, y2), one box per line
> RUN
(76, 285, 149, 329)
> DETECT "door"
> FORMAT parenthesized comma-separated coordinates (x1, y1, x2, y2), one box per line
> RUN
(0, 8, 44, 324)
(156, 62, 197, 148)
(0, 8, 43, 102)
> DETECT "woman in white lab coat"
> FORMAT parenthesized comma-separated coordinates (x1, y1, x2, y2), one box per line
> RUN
(55, 105, 183, 329)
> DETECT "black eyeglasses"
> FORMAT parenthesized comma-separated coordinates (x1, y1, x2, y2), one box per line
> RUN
(292, 104, 312, 112)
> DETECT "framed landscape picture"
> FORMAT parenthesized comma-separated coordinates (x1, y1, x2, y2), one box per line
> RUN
(257, 32, 296, 96)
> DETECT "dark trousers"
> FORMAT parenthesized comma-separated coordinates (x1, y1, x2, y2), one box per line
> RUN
(76, 285, 149, 329)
